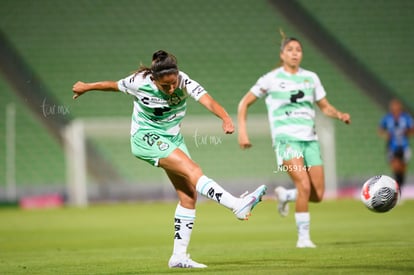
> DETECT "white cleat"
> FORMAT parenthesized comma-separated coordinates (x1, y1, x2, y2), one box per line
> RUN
(233, 185, 267, 220)
(296, 239, 317, 248)
(275, 186, 289, 217)
(168, 254, 207, 268)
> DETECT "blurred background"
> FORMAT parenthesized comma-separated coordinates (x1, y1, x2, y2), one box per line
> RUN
(0, 0, 413, 206)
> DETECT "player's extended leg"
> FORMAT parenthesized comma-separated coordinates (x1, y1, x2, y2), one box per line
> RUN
(159, 148, 236, 210)
(159, 148, 267, 220)
(160, 148, 266, 268)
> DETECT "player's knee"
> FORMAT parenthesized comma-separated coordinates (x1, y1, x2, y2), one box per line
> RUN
(296, 182, 311, 198)
(187, 163, 203, 181)
(170, 155, 203, 182)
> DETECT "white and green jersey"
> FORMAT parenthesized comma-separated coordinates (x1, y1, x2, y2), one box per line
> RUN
(117, 71, 207, 136)
(250, 67, 326, 143)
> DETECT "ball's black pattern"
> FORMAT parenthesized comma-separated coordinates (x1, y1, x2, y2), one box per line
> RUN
(371, 187, 398, 212)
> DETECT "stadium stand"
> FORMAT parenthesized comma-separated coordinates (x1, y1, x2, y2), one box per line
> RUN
(0, 0, 411, 201)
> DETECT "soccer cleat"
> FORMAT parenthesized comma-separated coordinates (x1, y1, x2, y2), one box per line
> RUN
(168, 254, 207, 268)
(296, 239, 317, 248)
(275, 186, 289, 217)
(233, 185, 267, 220)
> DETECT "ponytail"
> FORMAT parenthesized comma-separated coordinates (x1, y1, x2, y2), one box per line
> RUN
(279, 28, 302, 52)
(135, 50, 179, 79)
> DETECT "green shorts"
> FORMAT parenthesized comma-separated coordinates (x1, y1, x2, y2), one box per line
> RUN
(130, 130, 190, 167)
(274, 140, 323, 167)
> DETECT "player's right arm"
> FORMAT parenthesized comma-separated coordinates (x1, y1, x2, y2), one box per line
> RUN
(72, 81, 119, 99)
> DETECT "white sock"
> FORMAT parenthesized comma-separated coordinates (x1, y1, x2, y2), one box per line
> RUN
(196, 175, 237, 210)
(172, 204, 195, 256)
(286, 189, 297, 202)
(295, 212, 311, 241)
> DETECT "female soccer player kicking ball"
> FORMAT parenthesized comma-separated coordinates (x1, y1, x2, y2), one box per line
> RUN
(72, 50, 266, 268)
(238, 32, 350, 248)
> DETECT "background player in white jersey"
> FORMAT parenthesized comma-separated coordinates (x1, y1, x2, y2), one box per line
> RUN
(237, 32, 350, 248)
(72, 50, 266, 268)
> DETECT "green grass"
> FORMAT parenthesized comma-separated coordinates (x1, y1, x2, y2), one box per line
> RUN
(1, 199, 414, 274)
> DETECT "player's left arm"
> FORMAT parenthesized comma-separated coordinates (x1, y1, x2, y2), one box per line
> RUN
(198, 93, 234, 134)
(317, 97, 351, 124)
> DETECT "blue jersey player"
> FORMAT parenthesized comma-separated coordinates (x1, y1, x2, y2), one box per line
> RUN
(379, 99, 414, 190)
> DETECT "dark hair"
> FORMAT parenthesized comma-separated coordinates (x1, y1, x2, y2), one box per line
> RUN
(279, 29, 302, 52)
(136, 50, 179, 79)
(280, 37, 302, 52)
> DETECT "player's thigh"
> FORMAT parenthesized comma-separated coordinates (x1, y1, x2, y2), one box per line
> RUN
(159, 148, 203, 182)
(284, 157, 311, 190)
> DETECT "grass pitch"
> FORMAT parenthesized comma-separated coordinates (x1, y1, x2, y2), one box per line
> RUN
(1, 199, 413, 274)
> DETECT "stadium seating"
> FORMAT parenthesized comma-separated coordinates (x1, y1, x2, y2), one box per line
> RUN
(0, 0, 411, 199)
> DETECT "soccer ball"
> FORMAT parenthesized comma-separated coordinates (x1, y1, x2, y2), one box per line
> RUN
(360, 175, 400, 213)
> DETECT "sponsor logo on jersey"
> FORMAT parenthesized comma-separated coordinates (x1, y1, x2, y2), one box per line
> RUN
(140, 96, 168, 105)
(191, 85, 205, 97)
